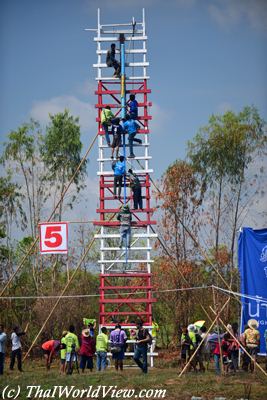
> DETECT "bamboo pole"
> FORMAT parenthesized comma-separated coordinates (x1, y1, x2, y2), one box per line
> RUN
(209, 306, 267, 377)
(178, 297, 230, 377)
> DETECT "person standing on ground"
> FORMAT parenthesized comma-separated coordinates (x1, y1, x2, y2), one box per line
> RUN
(96, 327, 109, 372)
(65, 325, 80, 374)
(110, 324, 127, 371)
(133, 321, 151, 374)
(123, 114, 142, 158)
(180, 326, 191, 370)
(79, 329, 96, 373)
(0, 324, 7, 375)
(112, 156, 126, 199)
(106, 43, 121, 78)
(128, 169, 143, 210)
(187, 324, 197, 371)
(244, 319, 260, 373)
(60, 331, 68, 374)
(10, 325, 27, 372)
(117, 204, 132, 248)
(101, 105, 114, 146)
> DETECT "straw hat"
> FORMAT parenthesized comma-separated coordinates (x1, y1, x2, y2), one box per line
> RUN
(248, 319, 259, 330)
(82, 329, 90, 337)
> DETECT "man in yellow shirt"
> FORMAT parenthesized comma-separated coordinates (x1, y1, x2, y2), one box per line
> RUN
(96, 327, 109, 371)
(100, 106, 114, 146)
(60, 331, 68, 374)
(151, 320, 159, 352)
(65, 325, 80, 375)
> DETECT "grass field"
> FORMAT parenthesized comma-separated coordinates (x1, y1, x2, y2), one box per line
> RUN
(1, 360, 267, 400)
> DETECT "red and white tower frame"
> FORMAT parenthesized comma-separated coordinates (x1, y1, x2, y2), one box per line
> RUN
(88, 9, 157, 365)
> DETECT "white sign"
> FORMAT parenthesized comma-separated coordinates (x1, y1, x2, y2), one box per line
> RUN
(39, 222, 68, 254)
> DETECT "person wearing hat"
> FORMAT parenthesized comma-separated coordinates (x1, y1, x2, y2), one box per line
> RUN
(117, 204, 132, 248)
(187, 324, 197, 371)
(243, 319, 260, 372)
(79, 329, 96, 373)
(60, 331, 68, 374)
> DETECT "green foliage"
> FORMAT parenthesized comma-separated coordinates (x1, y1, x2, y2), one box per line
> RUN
(41, 110, 86, 187)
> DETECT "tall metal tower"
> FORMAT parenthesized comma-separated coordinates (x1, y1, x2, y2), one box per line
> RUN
(88, 9, 157, 365)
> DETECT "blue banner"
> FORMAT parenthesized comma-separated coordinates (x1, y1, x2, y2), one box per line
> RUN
(238, 227, 267, 354)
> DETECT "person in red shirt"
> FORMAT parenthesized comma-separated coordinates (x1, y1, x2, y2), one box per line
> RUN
(79, 329, 96, 373)
(213, 333, 232, 375)
(41, 339, 61, 370)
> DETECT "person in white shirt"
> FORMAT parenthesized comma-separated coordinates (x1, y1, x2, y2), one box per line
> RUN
(10, 326, 26, 372)
(0, 324, 7, 375)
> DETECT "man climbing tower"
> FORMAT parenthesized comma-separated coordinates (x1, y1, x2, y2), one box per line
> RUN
(117, 204, 132, 248)
(123, 114, 142, 158)
(106, 43, 121, 78)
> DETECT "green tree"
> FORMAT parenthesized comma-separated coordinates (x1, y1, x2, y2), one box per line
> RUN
(2, 120, 48, 237)
(188, 106, 266, 265)
(41, 110, 86, 221)
(0, 175, 25, 281)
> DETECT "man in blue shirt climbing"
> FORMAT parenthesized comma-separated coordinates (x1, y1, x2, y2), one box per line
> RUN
(112, 156, 126, 199)
(123, 114, 142, 158)
(128, 94, 138, 119)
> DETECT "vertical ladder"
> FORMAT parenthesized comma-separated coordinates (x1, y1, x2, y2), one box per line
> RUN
(88, 8, 158, 366)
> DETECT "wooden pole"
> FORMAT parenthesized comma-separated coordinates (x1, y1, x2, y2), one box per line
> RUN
(209, 306, 267, 377)
(178, 297, 230, 377)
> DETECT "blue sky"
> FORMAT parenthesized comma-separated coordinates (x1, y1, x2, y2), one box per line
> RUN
(1, 0, 267, 222)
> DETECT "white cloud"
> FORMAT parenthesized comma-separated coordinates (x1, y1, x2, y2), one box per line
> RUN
(149, 102, 170, 135)
(30, 95, 96, 133)
(208, 0, 267, 32)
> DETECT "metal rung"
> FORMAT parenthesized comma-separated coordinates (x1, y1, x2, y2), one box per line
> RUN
(95, 233, 158, 239)
(99, 143, 150, 148)
(100, 29, 144, 34)
(97, 156, 152, 162)
(98, 260, 154, 263)
(97, 169, 154, 176)
(94, 36, 147, 42)
(97, 49, 147, 55)
(93, 62, 149, 68)
(96, 76, 150, 81)
(100, 247, 152, 251)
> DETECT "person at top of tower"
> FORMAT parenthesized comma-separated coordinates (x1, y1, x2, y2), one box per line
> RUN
(101, 105, 114, 147)
(112, 155, 126, 199)
(117, 204, 132, 248)
(123, 114, 142, 158)
(128, 169, 143, 210)
(128, 94, 138, 119)
(106, 43, 121, 78)
(111, 117, 124, 160)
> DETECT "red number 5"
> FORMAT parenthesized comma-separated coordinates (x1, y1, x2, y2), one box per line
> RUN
(44, 226, 63, 248)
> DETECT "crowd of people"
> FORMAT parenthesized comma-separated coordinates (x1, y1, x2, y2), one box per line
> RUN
(0, 320, 158, 375)
(0, 318, 265, 376)
(180, 318, 262, 375)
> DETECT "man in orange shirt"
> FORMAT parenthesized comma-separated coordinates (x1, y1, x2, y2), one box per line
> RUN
(41, 339, 62, 370)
